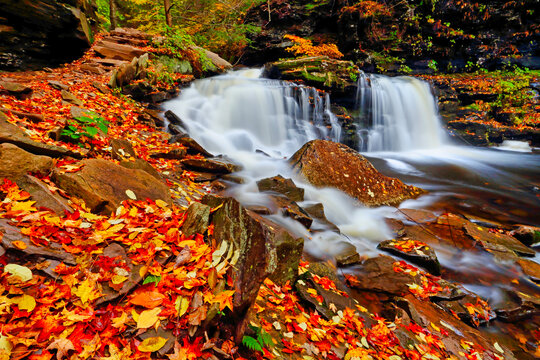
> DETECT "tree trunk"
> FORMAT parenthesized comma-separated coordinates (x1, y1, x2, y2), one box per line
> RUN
(164, 0, 172, 27)
(109, 0, 117, 30)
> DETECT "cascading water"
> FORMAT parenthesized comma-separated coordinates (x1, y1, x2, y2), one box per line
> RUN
(168, 69, 341, 157)
(355, 71, 447, 152)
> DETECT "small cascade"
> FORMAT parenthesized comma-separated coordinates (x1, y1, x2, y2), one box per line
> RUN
(166, 69, 340, 157)
(356, 72, 447, 152)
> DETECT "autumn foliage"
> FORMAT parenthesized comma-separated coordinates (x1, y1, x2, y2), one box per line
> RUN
(284, 35, 344, 59)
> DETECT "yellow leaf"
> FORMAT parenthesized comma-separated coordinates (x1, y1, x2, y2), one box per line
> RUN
(112, 312, 128, 329)
(10, 294, 36, 312)
(73, 279, 101, 305)
(138, 337, 168, 352)
(155, 199, 168, 208)
(10, 201, 36, 213)
(0, 334, 12, 356)
(4, 264, 32, 282)
(12, 241, 26, 250)
(137, 307, 161, 329)
(111, 275, 128, 285)
(175, 296, 190, 317)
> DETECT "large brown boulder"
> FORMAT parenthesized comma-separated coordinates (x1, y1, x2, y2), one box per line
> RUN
(0, 143, 53, 180)
(202, 196, 303, 316)
(52, 159, 172, 214)
(290, 140, 425, 207)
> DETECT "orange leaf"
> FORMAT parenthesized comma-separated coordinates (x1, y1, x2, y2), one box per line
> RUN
(130, 290, 165, 308)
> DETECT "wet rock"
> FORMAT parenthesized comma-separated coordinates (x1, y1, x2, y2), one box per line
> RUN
(510, 225, 540, 247)
(398, 208, 437, 224)
(0, 116, 84, 158)
(257, 175, 304, 202)
(52, 159, 172, 215)
(164, 110, 186, 128)
(335, 242, 361, 267)
(296, 262, 356, 319)
(181, 202, 210, 238)
(268, 195, 313, 228)
(110, 138, 136, 161)
(493, 289, 540, 322)
(172, 137, 213, 157)
(202, 196, 303, 315)
(303, 203, 340, 232)
(60, 90, 83, 106)
(385, 218, 405, 237)
(516, 258, 540, 283)
(191, 172, 218, 183)
(0, 143, 53, 180)
(463, 222, 535, 257)
(290, 140, 425, 207)
(246, 205, 272, 215)
(436, 213, 469, 227)
(168, 124, 186, 136)
(119, 159, 161, 180)
(437, 294, 497, 327)
(16, 175, 73, 214)
(140, 108, 165, 127)
(378, 238, 441, 275)
(181, 157, 240, 174)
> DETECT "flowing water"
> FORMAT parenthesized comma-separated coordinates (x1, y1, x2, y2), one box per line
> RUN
(164, 69, 540, 268)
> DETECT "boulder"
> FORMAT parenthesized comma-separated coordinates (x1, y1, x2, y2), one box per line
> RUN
(52, 159, 172, 214)
(0, 81, 32, 99)
(181, 202, 211, 238)
(510, 225, 540, 247)
(290, 140, 425, 207)
(202, 196, 303, 315)
(0, 115, 85, 158)
(256, 175, 304, 202)
(0, 143, 53, 180)
(335, 242, 361, 267)
(16, 175, 72, 214)
(171, 137, 213, 157)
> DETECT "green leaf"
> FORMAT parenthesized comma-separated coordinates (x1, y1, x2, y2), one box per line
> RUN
(242, 336, 262, 352)
(75, 116, 93, 123)
(68, 125, 78, 131)
(84, 126, 99, 138)
(97, 122, 108, 134)
(258, 331, 273, 347)
(143, 275, 161, 286)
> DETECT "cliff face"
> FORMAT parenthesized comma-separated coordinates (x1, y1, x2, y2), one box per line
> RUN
(244, 0, 539, 72)
(0, 0, 93, 70)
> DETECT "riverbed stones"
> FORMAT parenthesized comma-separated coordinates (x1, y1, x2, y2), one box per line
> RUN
(52, 159, 172, 214)
(181, 157, 240, 174)
(290, 140, 425, 207)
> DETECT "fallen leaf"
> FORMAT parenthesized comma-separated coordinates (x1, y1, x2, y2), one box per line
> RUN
(130, 291, 165, 309)
(46, 338, 75, 360)
(12, 241, 27, 250)
(125, 189, 137, 200)
(4, 264, 32, 282)
(138, 337, 168, 352)
(10, 294, 36, 312)
(137, 307, 162, 329)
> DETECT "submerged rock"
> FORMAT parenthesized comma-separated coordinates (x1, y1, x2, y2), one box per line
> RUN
(378, 238, 441, 275)
(463, 221, 535, 257)
(290, 140, 425, 207)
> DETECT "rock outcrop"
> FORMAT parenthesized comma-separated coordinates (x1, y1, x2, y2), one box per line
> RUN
(290, 140, 425, 207)
(0, 143, 53, 181)
(0, 0, 92, 70)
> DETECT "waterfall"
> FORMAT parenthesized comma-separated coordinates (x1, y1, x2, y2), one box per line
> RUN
(356, 72, 447, 152)
(166, 69, 341, 157)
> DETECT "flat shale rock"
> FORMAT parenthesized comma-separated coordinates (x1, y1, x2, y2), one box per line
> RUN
(290, 140, 425, 207)
(378, 238, 441, 275)
(181, 157, 240, 174)
(463, 221, 535, 257)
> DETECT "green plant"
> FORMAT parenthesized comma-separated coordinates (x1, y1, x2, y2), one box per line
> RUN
(427, 59, 438, 72)
(242, 325, 273, 353)
(61, 112, 109, 145)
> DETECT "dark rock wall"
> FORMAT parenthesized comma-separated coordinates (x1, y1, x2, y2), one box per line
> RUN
(244, 0, 540, 71)
(0, 0, 92, 70)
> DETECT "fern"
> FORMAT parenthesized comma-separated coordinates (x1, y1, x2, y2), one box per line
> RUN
(242, 335, 263, 352)
(242, 325, 272, 353)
